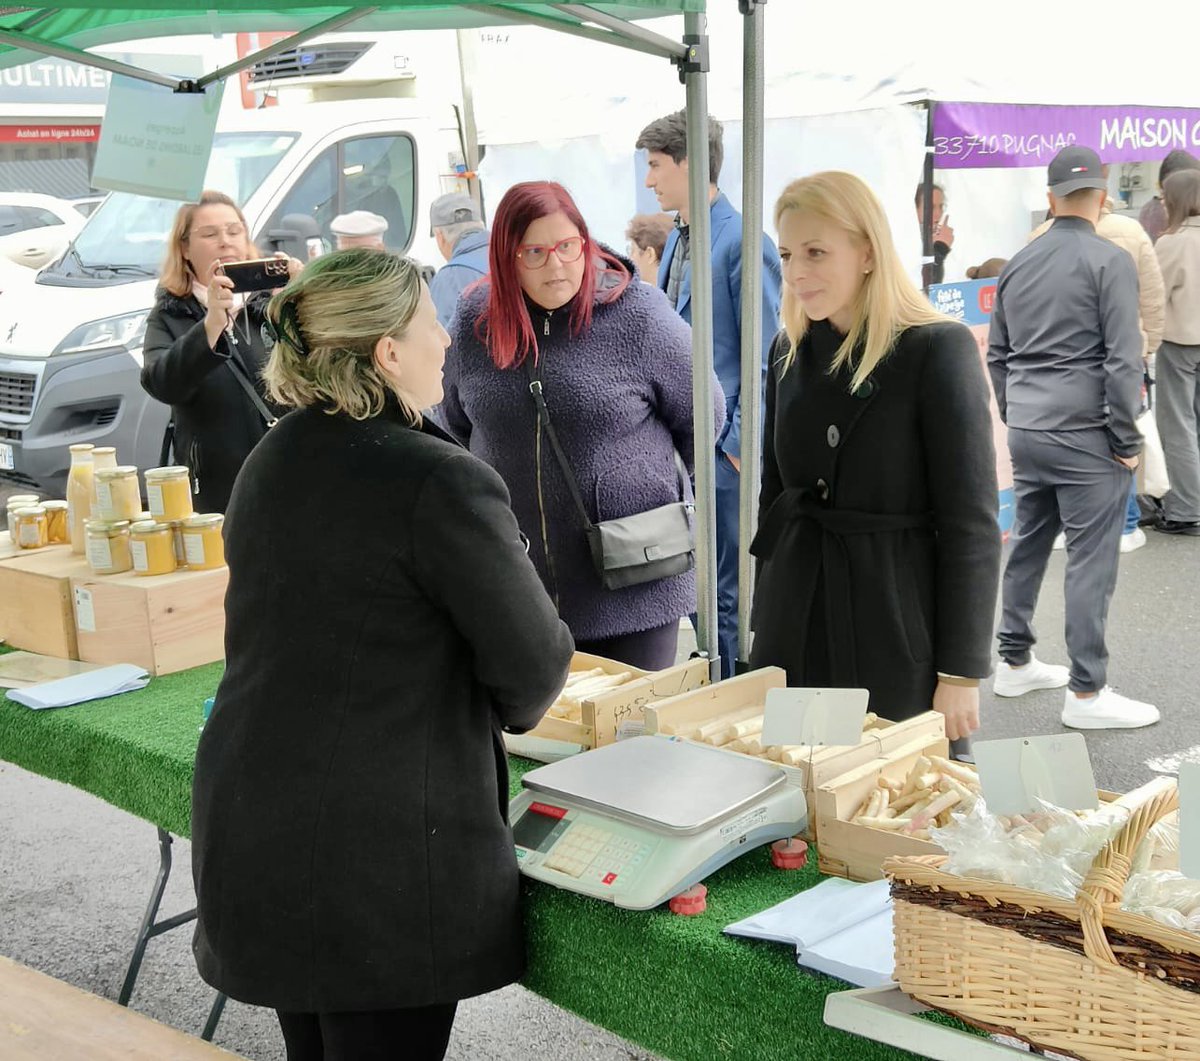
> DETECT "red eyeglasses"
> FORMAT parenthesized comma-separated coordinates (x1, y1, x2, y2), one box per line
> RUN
(516, 236, 585, 270)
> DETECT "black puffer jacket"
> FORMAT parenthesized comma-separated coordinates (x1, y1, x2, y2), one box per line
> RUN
(141, 289, 284, 513)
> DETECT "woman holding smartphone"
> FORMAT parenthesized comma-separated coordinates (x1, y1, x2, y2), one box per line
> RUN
(141, 190, 302, 513)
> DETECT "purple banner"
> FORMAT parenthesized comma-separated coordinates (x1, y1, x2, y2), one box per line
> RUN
(932, 102, 1200, 170)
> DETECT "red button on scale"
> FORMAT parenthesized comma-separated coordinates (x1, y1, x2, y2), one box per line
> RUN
(602, 872, 617, 885)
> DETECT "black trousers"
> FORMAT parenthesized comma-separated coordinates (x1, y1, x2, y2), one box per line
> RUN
(276, 1003, 458, 1061)
(574, 619, 680, 671)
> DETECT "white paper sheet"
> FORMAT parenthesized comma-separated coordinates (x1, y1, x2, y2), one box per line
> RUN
(5, 663, 149, 709)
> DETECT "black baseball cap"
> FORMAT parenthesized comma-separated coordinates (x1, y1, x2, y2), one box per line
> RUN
(1048, 146, 1107, 196)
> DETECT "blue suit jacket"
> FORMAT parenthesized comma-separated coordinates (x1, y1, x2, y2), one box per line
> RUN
(430, 229, 491, 328)
(658, 192, 781, 460)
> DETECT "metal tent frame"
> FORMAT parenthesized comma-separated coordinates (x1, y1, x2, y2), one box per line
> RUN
(0, 0, 772, 681)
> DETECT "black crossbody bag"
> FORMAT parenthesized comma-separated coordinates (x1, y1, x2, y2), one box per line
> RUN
(525, 362, 695, 590)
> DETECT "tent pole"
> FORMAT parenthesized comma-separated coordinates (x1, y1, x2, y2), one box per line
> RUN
(455, 28, 484, 213)
(195, 8, 377, 90)
(921, 100, 936, 293)
(736, 0, 766, 674)
(465, 4, 676, 60)
(681, 11, 719, 683)
(0, 28, 181, 89)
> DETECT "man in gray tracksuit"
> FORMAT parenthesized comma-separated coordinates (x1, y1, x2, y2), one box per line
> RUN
(988, 145, 1159, 730)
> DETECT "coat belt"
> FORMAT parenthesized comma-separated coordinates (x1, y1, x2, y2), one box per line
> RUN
(750, 488, 932, 686)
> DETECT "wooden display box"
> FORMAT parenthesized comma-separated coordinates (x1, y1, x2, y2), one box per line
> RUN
(0, 534, 72, 563)
(524, 651, 710, 750)
(644, 669, 947, 842)
(0, 547, 89, 658)
(815, 738, 954, 882)
(70, 566, 228, 676)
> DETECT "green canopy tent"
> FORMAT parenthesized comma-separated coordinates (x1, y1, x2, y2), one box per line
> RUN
(0, 0, 771, 679)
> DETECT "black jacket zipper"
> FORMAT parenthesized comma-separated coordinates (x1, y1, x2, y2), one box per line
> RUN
(532, 312, 560, 610)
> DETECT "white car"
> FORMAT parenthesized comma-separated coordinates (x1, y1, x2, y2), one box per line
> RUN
(0, 193, 86, 270)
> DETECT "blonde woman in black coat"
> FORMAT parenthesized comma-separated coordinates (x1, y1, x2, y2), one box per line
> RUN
(190, 250, 574, 1060)
(750, 172, 1000, 745)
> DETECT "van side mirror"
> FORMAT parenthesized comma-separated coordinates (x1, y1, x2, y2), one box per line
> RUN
(263, 214, 323, 261)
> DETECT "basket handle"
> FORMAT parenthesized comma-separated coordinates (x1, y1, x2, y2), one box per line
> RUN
(1076, 776, 1179, 966)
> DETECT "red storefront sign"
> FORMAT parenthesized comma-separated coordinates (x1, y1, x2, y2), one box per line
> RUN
(0, 125, 101, 143)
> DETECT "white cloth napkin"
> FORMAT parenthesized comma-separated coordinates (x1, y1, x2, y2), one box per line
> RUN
(6, 664, 150, 709)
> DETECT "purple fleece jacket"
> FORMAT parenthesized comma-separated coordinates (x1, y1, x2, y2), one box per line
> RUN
(439, 264, 724, 641)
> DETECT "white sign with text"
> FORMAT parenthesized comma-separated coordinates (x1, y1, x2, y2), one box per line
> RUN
(760, 688, 870, 749)
(974, 734, 1100, 817)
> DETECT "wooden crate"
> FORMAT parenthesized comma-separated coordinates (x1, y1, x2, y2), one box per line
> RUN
(0, 547, 90, 658)
(523, 651, 710, 750)
(70, 566, 228, 676)
(644, 669, 946, 842)
(0, 533, 72, 563)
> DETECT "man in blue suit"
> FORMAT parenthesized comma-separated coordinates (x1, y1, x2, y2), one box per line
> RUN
(636, 110, 782, 678)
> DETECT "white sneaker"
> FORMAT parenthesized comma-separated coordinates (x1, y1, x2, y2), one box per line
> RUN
(1120, 527, 1147, 553)
(993, 654, 1071, 697)
(1062, 687, 1160, 730)
(1052, 532, 1066, 550)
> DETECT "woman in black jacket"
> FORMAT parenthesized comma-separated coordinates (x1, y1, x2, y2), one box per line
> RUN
(191, 249, 573, 1061)
(141, 190, 299, 513)
(750, 172, 1000, 744)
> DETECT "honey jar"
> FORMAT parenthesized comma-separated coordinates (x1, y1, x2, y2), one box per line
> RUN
(94, 466, 142, 522)
(85, 519, 133, 575)
(144, 466, 194, 521)
(130, 520, 177, 576)
(43, 500, 69, 544)
(166, 519, 187, 566)
(181, 513, 225, 570)
(6, 494, 39, 539)
(14, 505, 48, 550)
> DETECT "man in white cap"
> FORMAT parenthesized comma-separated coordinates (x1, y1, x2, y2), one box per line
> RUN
(428, 192, 490, 327)
(330, 211, 388, 251)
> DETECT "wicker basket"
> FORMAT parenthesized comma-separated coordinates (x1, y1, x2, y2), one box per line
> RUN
(884, 776, 1200, 1061)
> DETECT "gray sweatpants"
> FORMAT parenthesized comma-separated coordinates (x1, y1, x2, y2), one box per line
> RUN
(997, 428, 1132, 693)
(1157, 340, 1200, 523)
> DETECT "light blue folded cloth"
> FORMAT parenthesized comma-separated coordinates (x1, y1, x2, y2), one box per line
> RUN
(6, 663, 150, 709)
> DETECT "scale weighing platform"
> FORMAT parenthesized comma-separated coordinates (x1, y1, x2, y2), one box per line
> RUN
(510, 736, 808, 910)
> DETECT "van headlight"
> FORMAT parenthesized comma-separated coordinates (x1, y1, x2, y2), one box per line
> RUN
(54, 311, 149, 356)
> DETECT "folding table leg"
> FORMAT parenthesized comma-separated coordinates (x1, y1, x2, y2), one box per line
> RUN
(201, 992, 228, 1041)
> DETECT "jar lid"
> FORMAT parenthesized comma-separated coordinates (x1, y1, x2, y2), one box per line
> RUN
(42, 500, 69, 511)
(130, 520, 170, 534)
(14, 505, 46, 517)
(69, 443, 96, 453)
(182, 513, 224, 529)
(96, 465, 139, 480)
(91, 446, 117, 456)
(145, 465, 190, 480)
(6, 494, 39, 507)
(85, 519, 131, 535)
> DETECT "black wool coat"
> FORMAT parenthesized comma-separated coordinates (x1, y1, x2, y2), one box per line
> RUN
(191, 403, 574, 1012)
(141, 289, 284, 513)
(749, 319, 1000, 720)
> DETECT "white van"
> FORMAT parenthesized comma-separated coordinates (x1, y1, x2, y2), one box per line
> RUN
(0, 96, 452, 495)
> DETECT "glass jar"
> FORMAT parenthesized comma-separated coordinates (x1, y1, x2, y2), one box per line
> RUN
(130, 520, 177, 576)
(85, 519, 133, 575)
(95, 465, 142, 522)
(67, 443, 95, 554)
(43, 500, 69, 544)
(166, 519, 187, 566)
(14, 505, 48, 550)
(6, 494, 39, 540)
(181, 513, 225, 570)
(89, 446, 117, 508)
(144, 466, 194, 521)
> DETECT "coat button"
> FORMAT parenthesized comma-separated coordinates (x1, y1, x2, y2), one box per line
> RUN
(816, 478, 830, 501)
(827, 425, 840, 448)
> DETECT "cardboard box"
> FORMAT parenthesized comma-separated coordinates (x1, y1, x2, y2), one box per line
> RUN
(0, 548, 90, 658)
(644, 669, 947, 842)
(520, 651, 711, 753)
(815, 738, 955, 882)
(70, 566, 228, 676)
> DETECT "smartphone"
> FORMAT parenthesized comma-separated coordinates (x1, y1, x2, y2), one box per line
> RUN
(218, 257, 290, 293)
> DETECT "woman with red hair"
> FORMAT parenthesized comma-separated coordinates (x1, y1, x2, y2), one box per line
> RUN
(440, 181, 722, 669)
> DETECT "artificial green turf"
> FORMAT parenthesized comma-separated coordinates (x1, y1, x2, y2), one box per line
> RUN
(0, 656, 937, 1061)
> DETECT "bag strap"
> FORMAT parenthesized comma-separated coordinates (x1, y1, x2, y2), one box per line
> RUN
(524, 358, 594, 531)
(224, 353, 278, 429)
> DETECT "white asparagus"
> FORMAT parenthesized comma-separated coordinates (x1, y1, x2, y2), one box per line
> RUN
(864, 788, 884, 819)
(901, 757, 932, 796)
(927, 756, 981, 789)
(896, 795, 934, 822)
(687, 705, 764, 742)
(720, 715, 764, 742)
(560, 671, 633, 703)
(905, 790, 962, 832)
(563, 667, 605, 688)
(862, 712, 880, 729)
(854, 815, 911, 831)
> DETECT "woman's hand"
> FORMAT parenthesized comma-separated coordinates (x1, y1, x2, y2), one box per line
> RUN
(274, 251, 304, 281)
(203, 263, 236, 349)
(932, 680, 980, 741)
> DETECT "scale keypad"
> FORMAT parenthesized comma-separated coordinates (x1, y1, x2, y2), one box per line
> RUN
(543, 822, 652, 887)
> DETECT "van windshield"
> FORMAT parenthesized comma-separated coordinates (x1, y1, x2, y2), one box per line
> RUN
(54, 131, 297, 277)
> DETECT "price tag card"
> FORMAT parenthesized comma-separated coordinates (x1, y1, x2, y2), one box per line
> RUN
(1179, 762, 1200, 879)
(760, 687, 869, 749)
(973, 734, 1099, 817)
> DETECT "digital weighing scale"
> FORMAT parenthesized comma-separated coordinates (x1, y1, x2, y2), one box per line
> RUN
(510, 736, 808, 910)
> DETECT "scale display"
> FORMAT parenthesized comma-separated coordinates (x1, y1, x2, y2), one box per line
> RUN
(510, 736, 807, 910)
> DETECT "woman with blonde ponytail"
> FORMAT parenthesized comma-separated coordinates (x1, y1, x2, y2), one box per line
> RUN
(749, 172, 1000, 748)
